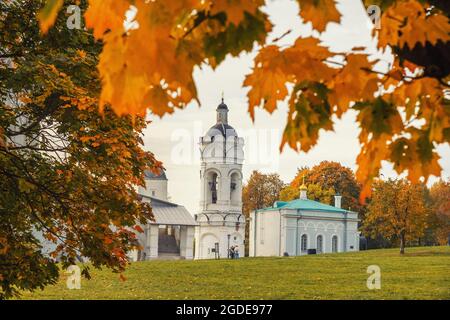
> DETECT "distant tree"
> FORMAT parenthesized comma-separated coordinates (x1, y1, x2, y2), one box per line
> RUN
(242, 171, 285, 256)
(363, 179, 428, 254)
(429, 180, 450, 245)
(280, 183, 335, 204)
(242, 171, 285, 215)
(282, 161, 364, 212)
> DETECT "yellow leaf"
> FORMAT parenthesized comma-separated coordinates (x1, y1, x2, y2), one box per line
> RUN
(243, 46, 289, 120)
(84, 0, 130, 40)
(389, 129, 442, 183)
(96, 1, 199, 116)
(281, 83, 333, 152)
(209, 0, 264, 26)
(356, 134, 391, 201)
(283, 37, 336, 83)
(378, 0, 450, 49)
(328, 54, 378, 117)
(298, 0, 341, 32)
(76, 49, 87, 59)
(389, 78, 442, 120)
(38, 0, 63, 34)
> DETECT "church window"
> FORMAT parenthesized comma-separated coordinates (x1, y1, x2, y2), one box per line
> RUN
(332, 235, 338, 253)
(209, 173, 218, 204)
(301, 234, 307, 252)
(230, 172, 240, 205)
(317, 235, 323, 253)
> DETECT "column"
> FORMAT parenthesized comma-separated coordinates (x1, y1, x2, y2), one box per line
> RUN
(147, 224, 159, 259)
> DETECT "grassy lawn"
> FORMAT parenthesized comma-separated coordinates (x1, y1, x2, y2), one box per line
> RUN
(20, 246, 450, 300)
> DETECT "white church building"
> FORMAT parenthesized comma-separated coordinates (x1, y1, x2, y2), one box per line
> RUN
(194, 99, 246, 259)
(249, 184, 360, 257)
(130, 99, 245, 260)
(130, 169, 197, 261)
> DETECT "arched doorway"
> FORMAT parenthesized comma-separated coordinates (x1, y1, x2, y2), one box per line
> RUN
(201, 233, 220, 259)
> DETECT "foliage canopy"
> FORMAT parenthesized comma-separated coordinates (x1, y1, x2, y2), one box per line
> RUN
(36, 0, 450, 199)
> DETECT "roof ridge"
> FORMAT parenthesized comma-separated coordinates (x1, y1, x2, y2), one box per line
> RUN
(138, 194, 179, 207)
(260, 196, 350, 213)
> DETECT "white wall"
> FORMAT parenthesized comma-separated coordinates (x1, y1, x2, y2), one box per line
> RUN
(194, 223, 245, 259)
(138, 179, 168, 201)
(250, 210, 281, 257)
(251, 209, 360, 257)
(146, 224, 159, 259)
(179, 225, 195, 259)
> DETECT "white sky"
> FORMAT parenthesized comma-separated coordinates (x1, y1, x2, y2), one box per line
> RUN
(142, 0, 450, 214)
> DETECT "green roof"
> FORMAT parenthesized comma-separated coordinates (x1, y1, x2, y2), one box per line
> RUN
(258, 198, 348, 213)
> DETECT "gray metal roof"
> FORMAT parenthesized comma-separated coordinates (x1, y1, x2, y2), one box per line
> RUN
(152, 206, 198, 226)
(144, 168, 167, 180)
(139, 195, 197, 226)
(206, 123, 237, 137)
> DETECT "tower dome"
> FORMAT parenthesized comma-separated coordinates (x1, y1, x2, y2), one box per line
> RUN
(206, 98, 237, 138)
(206, 123, 237, 138)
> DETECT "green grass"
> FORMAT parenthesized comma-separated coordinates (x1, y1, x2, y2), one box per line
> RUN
(21, 246, 450, 300)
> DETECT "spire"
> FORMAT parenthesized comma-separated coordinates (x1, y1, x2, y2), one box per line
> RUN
(299, 175, 307, 190)
(299, 175, 308, 200)
(216, 94, 228, 124)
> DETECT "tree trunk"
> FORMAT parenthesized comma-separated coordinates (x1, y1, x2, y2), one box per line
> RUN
(400, 231, 406, 254)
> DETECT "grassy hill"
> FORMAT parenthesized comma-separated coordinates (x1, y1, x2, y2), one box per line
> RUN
(21, 246, 450, 300)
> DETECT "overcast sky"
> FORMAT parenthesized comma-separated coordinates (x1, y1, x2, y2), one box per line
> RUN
(142, 0, 450, 215)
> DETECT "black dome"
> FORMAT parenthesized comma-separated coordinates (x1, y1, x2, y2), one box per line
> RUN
(217, 101, 228, 110)
(206, 123, 237, 137)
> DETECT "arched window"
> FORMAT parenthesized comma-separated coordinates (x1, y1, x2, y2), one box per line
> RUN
(230, 172, 240, 205)
(317, 235, 323, 253)
(332, 235, 338, 253)
(301, 234, 307, 252)
(208, 173, 218, 204)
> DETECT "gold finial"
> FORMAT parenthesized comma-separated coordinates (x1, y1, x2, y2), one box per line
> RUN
(299, 174, 307, 191)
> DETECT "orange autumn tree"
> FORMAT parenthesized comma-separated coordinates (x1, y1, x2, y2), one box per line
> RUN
(363, 179, 429, 254)
(37, 0, 449, 198)
(429, 180, 450, 245)
(0, 1, 161, 298)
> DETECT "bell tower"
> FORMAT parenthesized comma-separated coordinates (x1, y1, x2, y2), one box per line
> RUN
(194, 98, 245, 259)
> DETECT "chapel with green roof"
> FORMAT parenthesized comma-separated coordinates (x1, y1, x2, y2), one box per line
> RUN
(249, 182, 360, 257)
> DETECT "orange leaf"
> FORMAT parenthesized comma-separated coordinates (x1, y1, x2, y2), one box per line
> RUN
(37, 0, 63, 34)
(243, 46, 289, 120)
(209, 0, 263, 26)
(298, 0, 341, 32)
